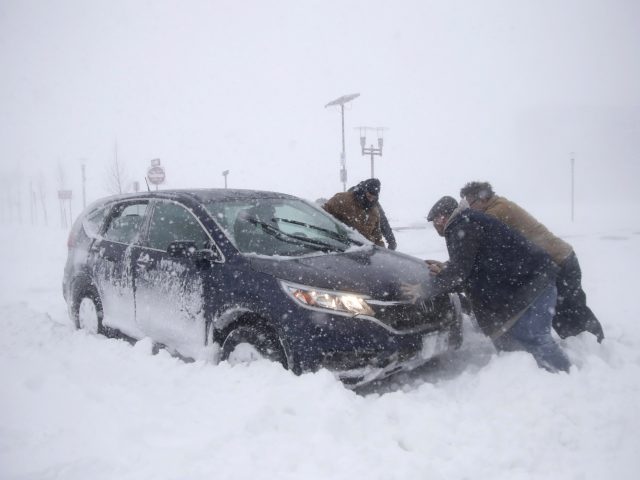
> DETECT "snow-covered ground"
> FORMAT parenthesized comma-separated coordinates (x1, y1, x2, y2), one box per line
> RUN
(1, 217, 639, 480)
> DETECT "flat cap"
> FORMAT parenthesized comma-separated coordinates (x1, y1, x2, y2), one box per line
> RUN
(426, 196, 458, 221)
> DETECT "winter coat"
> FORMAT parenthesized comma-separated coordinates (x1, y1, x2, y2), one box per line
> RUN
(323, 191, 384, 246)
(482, 196, 573, 265)
(347, 181, 395, 249)
(430, 208, 558, 338)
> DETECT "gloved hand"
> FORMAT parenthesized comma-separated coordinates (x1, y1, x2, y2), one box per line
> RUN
(425, 259, 445, 274)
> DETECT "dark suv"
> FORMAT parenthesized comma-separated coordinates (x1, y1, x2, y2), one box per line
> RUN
(63, 189, 462, 386)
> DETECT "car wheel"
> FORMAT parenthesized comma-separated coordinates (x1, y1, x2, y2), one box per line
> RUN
(75, 287, 104, 335)
(221, 325, 286, 368)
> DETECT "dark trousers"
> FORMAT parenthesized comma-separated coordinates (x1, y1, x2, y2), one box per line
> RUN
(552, 252, 604, 342)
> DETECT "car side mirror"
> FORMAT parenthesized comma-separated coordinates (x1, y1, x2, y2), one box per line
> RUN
(194, 248, 222, 263)
(167, 240, 198, 258)
(167, 241, 222, 266)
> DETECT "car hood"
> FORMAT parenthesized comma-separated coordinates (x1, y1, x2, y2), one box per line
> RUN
(248, 247, 434, 300)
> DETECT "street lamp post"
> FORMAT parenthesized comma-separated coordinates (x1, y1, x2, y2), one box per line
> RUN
(325, 93, 360, 191)
(570, 153, 575, 222)
(358, 127, 385, 178)
(222, 170, 229, 189)
(81, 162, 86, 209)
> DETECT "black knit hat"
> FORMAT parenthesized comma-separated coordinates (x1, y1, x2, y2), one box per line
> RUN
(361, 178, 381, 196)
(426, 196, 458, 221)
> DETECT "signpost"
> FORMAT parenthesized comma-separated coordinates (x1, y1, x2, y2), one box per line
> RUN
(146, 159, 165, 190)
(58, 190, 73, 229)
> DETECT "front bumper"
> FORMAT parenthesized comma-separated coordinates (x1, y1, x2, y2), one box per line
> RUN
(331, 328, 453, 387)
(284, 295, 461, 387)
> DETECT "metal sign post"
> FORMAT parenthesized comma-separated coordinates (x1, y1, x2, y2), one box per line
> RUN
(58, 190, 72, 229)
(81, 163, 87, 209)
(570, 153, 575, 222)
(146, 159, 166, 190)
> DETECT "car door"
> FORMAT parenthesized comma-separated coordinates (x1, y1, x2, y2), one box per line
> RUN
(134, 199, 217, 359)
(88, 200, 149, 339)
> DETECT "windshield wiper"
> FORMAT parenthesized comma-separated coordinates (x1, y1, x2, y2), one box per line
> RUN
(272, 217, 363, 246)
(246, 218, 346, 253)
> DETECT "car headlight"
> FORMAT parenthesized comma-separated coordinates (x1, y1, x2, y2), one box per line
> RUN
(280, 280, 375, 317)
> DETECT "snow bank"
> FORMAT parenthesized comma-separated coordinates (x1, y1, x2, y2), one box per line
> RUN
(0, 224, 638, 479)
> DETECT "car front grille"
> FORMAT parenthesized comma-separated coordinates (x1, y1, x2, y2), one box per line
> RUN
(368, 294, 456, 333)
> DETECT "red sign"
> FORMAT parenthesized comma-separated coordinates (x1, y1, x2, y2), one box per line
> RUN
(147, 166, 166, 185)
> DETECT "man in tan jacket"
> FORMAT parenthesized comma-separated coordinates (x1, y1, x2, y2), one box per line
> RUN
(323, 178, 385, 247)
(460, 181, 604, 342)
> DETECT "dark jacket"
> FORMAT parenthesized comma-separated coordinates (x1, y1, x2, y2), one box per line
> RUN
(430, 208, 558, 337)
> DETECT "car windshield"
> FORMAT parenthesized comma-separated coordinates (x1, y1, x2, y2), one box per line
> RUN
(205, 197, 367, 256)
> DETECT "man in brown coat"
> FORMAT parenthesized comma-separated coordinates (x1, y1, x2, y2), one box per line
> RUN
(460, 181, 604, 342)
(323, 178, 385, 246)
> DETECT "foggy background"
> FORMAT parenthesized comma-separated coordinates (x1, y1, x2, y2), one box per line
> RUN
(2, 5, 640, 476)
(1, 0, 639, 228)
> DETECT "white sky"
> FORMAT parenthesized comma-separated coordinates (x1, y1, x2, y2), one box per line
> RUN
(1, 0, 639, 223)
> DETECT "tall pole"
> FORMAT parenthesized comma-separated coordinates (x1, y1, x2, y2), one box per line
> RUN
(359, 127, 384, 179)
(30, 180, 36, 225)
(81, 163, 86, 209)
(325, 93, 359, 192)
(370, 147, 375, 178)
(341, 104, 346, 191)
(570, 153, 575, 222)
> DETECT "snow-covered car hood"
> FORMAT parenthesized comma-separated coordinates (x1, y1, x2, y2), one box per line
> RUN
(248, 247, 433, 300)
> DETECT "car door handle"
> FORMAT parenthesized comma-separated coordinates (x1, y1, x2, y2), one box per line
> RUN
(136, 256, 153, 268)
(91, 245, 115, 261)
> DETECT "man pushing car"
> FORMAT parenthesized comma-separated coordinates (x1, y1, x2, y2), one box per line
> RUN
(403, 196, 571, 373)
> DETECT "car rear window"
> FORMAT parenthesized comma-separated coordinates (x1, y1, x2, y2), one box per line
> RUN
(82, 206, 109, 237)
(68, 205, 109, 249)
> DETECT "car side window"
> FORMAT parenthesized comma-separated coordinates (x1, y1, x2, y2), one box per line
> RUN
(147, 201, 210, 251)
(103, 202, 149, 244)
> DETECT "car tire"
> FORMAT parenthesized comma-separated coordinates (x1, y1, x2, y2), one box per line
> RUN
(221, 325, 287, 368)
(75, 286, 105, 335)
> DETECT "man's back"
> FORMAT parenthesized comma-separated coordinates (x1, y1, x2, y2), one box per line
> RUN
(483, 195, 572, 264)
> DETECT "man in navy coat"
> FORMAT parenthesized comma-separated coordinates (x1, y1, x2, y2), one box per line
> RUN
(407, 196, 571, 373)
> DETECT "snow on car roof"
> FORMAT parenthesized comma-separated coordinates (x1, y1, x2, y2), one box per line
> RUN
(81, 188, 299, 214)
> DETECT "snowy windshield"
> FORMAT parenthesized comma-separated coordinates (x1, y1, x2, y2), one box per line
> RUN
(205, 198, 367, 256)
